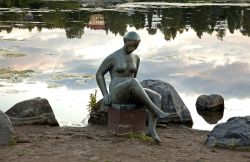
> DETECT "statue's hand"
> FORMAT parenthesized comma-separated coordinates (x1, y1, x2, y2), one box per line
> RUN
(103, 94, 111, 106)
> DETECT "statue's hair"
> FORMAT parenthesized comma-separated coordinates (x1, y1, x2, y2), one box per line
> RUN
(123, 31, 141, 42)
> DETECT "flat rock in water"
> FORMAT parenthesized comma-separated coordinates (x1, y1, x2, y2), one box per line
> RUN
(0, 110, 14, 145)
(5, 97, 59, 126)
(206, 116, 250, 149)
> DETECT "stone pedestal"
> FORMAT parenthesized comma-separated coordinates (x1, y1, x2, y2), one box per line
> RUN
(107, 107, 146, 135)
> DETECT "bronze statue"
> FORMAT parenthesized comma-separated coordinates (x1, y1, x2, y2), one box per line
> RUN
(96, 31, 169, 142)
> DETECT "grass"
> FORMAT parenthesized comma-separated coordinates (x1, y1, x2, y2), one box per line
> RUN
(9, 136, 18, 146)
(125, 132, 155, 143)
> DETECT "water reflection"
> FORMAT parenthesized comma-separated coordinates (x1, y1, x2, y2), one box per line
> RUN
(0, 6, 250, 39)
(82, 0, 130, 7)
(0, 0, 80, 9)
(87, 14, 106, 30)
(196, 109, 224, 124)
(0, 2, 250, 130)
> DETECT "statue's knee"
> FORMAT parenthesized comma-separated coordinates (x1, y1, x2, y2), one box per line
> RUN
(131, 78, 140, 85)
(131, 78, 139, 82)
(156, 93, 162, 101)
(152, 93, 161, 108)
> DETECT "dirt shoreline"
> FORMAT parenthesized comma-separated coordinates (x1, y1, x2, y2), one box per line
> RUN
(0, 124, 249, 162)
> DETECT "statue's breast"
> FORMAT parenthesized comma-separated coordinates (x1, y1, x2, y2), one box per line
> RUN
(114, 62, 126, 73)
(114, 61, 137, 74)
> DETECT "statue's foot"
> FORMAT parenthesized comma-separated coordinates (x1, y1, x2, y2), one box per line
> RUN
(158, 112, 169, 119)
(147, 129, 162, 143)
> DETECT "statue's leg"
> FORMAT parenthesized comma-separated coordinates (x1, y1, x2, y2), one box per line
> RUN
(110, 79, 133, 104)
(110, 79, 167, 142)
(145, 88, 162, 143)
(147, 111, 161, 142)
(129, 79, 168, 118)
(110, 78, 168, 118)
(144, 88, 162, 108)
(115, 79, 166, 117)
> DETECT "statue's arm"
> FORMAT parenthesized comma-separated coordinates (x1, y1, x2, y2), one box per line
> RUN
(134, 55, 140, 78)
(96, 56, 113, 105)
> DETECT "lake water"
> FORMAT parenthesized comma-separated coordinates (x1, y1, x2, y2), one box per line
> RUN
(0, 0, 250, 130)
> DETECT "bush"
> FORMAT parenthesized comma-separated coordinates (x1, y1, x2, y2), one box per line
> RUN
(87, 89, 98, 113)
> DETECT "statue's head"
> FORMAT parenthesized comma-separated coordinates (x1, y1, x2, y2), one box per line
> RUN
(123, 31, 141, 54)
(123, 31, 141, 42)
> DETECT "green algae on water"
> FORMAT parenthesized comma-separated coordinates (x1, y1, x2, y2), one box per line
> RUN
(0, 49, 26, 58)
(0, 68, 35, 82)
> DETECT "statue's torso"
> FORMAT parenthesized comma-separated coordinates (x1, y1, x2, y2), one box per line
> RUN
(109, 48, 139, 91)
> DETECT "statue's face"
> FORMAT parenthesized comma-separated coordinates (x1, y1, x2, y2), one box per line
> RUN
(124, 40, 140, 54)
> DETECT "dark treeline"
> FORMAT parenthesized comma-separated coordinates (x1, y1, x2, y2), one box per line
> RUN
(0, 0, 80, 9)
(0, 5, 250, 40)
(1, 0, 243, 8)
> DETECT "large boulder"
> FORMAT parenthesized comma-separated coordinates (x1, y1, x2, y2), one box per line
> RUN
(196, 94, 224, 112)
(141, 79, 193, 125)
(5, 97, 59, 126)
(0, 110, 14, 145)
(206, 116, 250, 149)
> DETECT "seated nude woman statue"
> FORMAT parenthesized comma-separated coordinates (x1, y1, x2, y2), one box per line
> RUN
(96, 31, 169, 142)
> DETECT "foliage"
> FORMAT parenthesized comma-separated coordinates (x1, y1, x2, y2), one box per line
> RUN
(87, 89, 98, 113)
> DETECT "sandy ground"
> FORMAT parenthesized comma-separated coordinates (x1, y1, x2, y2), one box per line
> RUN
(0, 124, 250, 162)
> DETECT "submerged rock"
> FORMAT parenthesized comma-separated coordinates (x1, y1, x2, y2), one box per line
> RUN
(0, 110, 14, 145)
(206, 116, 250, 149)
(196, 94, 224, 112)
(5, 97, 59, 126)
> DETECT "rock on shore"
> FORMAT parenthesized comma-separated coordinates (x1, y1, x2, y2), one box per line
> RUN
(0, 110, 14, 145)
(5, 97, 59, 126)
(206, 116, 250, 148)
